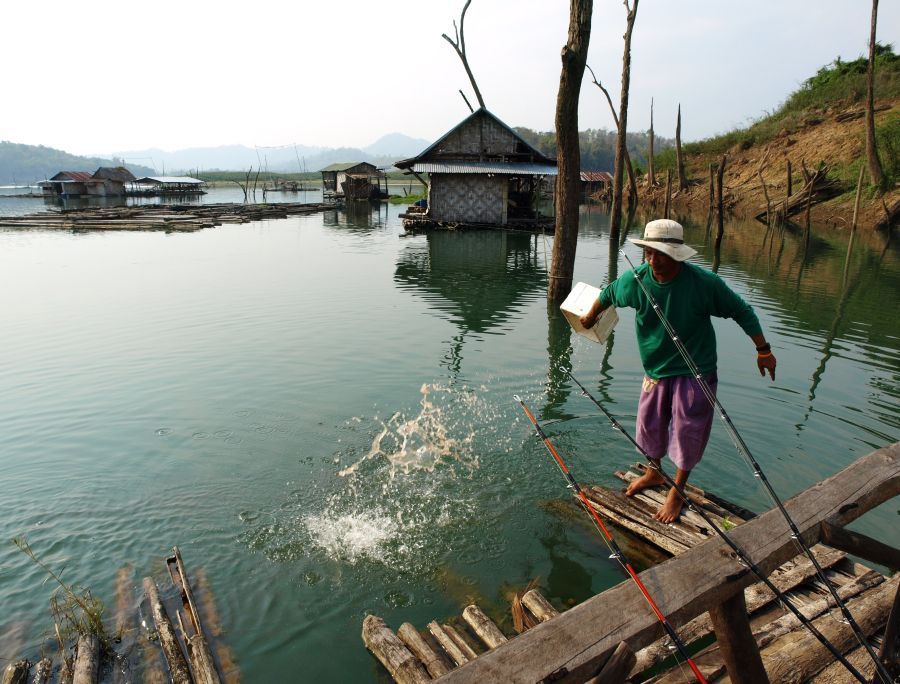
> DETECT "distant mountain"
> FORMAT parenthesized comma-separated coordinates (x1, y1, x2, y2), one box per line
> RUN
(363, 132, 430, 158)
(115, 136, 431, 174)
(0, 141, 155, 185)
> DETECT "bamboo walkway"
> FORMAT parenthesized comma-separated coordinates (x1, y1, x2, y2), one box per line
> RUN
(362, 443, 900, 683)
(0, 202, 335, 233)
(2, 547, 236, 684)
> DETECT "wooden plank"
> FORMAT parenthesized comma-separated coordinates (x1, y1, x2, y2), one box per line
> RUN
(878, 576, 900, 680)
(726, 574, 900, 684)
(461, 605, 507, 650)
(820, 521, 900, 571)
(708, 591, 769, 683)
(362, 616, 431, 684)
(142, 577, 192, 684)
(651, 569, 886, 683)
(397, 622, 451, 678)
(442, 625, 478, 662)
(583, 491, 693, 555)
(521, 590, 559, 623)
(434, 442, 900, 684)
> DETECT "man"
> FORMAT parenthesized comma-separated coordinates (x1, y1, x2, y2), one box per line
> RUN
(580, 219, 777, 523)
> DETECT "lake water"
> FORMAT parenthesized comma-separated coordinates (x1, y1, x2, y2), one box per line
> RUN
(0, 192, 897, 681)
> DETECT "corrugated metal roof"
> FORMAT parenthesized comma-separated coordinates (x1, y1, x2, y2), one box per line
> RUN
(411, 162, 558, 175)
(581, 170, 613, 182)
(50, 171, 93, 182)
(319, 162, 375, 172)
(135, 176, 205, 184)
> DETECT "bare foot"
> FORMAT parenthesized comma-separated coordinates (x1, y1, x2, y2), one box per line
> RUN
(625, 468, 665, 496)
(653, 487, 684, 524)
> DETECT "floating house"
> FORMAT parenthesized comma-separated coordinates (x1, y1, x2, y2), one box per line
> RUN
(132, 176, 207, 196)
(90, 166, 137, 196)
(40, 171, 93, 198)
(395, 108, 557, 230)
(319, 162, 385, 201)
(40, 167, 137, 198)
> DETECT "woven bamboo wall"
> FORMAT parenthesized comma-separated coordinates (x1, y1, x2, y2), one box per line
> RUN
(430, 174, 504, 224)
(437, 117, 518, 157)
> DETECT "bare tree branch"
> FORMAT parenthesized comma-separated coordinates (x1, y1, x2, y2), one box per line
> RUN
(442, 0, 486, 109)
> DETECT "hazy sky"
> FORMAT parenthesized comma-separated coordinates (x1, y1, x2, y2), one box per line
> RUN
(4, 1, 897, 157)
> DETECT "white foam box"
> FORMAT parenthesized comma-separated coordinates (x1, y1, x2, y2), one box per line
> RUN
(560, 281, 619, 343)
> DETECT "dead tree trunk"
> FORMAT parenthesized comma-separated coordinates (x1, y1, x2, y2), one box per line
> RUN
(675, 103, 687, 190)
(586, 66, 638, 207)
(548, 0, 593, 302)
(609, 0, 639, 239)
(663, 169, 671, 219)
(648, 98, 656, 187)
(442, 0, 486, 110)
(865, 0, 884, 189)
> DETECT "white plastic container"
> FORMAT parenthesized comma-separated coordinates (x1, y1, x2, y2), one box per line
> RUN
(560, 282, 619, 344)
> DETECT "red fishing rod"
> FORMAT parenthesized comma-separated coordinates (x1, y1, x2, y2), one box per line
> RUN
(514, 395, 708, 684)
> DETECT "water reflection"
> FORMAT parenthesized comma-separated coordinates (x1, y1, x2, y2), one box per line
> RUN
(322, 201, 389, 233)
(394, 231, 547, 334)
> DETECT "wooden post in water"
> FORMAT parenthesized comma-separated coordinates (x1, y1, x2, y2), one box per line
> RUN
(786, 160, 793, 198)
(663, 169, 672, 219)
(708, 592, 769, 683)
(462, 605, 508, 649)
(708, 163, 715, 215)
(715, 155, 726, 249)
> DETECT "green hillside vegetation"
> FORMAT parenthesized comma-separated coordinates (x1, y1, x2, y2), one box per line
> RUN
(652, 43, 900, 184)
(0, 141, 155, 185)
(515, 127, 673, 171)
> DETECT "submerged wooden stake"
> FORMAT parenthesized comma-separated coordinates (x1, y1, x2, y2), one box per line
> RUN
(1, 660, 29, 684)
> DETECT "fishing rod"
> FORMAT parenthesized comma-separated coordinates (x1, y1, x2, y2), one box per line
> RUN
(514, 395, 708, 684)
(565, 369, 871, 684)
(618, 250, 892, 684)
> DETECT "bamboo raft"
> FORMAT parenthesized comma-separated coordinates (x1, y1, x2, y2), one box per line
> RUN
(2, 546, 235, 684)
(0, 202, 335, 233)
(362, 442, 900, 683)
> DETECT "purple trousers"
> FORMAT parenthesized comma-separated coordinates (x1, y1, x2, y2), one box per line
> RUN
(635, 373, 718, 472)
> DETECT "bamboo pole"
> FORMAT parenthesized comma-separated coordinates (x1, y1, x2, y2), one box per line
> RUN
(143, 577, 192, 684)
(362, 616, 431, 684)
(397, 623, 451, 678)
(166, 548, 220, 684)
(72, 634, 99, 684)
(521, 589, 559, 623)
(462, 605, 508, 649)
(427, 621, 470, 667)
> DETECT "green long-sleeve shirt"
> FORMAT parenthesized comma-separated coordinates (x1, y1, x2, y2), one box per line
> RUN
(599, 261, 762, 379)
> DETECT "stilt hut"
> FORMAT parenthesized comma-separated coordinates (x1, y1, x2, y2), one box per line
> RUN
(132, 176, 207, 196)
(395, 108, 557, 230)
(319, 162, 382, 200)
(581, 170, 613, 200)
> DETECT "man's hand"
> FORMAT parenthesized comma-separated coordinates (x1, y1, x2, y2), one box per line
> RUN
(580, 299, 605, 329)
(758, 352, 776, 381)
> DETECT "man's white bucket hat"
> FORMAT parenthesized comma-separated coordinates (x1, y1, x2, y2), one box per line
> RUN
(629, 219, 697, 262)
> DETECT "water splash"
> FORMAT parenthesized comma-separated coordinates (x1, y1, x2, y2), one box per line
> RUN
(338, 383, 479, 477)
(305, 509, 399, 564)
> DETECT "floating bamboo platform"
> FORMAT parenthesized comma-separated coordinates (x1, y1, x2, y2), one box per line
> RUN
(2, 546, 236, 684)
(362, 442, 900, 683)
(0, 202, 335, 233)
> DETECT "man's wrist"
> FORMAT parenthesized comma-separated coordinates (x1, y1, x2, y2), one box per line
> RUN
(755, 343, 771, 353)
